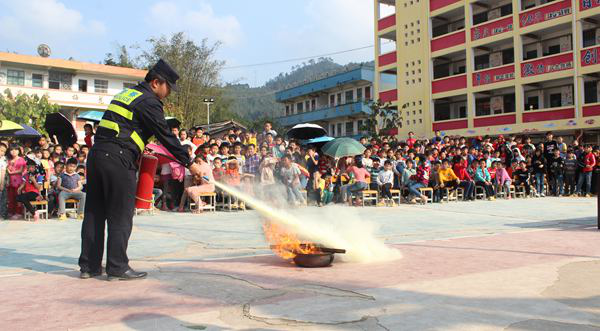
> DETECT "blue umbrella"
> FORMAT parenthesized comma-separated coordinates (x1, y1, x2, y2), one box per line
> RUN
(300, 136, 334, 145)
(0, 124, 42, 139)
(77, 110, 104, 122)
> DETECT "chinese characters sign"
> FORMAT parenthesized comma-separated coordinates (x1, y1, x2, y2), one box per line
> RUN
(581, 47, 600, 67)
(580, 0, 600, 11)
(521, 53, 573, 77)
(472, 65, 515, 86)
(519, 0, 571, 28)
(471, 17, 513, 41)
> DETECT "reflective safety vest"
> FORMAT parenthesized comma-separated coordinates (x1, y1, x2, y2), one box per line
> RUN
(97, 88, 146, 152)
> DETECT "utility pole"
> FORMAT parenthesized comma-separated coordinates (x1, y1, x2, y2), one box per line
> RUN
(203, 98, 215, 133)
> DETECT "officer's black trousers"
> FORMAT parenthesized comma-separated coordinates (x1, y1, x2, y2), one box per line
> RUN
(78, 149, 136, 275)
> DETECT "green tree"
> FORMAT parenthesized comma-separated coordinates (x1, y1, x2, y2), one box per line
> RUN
(0, 89, 59, 134)
(360, 100, 403, 138)
(103, 44, 139, 68)
(141, 32, 224, 128)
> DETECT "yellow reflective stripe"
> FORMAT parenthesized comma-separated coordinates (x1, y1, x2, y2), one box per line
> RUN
(113, 89, 142, 105)
(107, 104, 133, 120)
(99, 119, 119, 135)
(130, 131, 145, 152)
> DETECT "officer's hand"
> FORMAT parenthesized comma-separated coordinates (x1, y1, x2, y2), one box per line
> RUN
(189, 163, 203, 178)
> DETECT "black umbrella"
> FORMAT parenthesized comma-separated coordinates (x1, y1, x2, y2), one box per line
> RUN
(286, 123, 327, 140)
(45, 113, 77, 146)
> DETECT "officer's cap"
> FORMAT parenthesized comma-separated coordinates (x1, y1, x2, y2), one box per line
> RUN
(147, 59, 179, 92)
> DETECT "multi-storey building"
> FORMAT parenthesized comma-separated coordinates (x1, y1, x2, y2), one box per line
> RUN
(0, 52, 146, 140)
(275, 66, 374, 138)
(374, 0, 600, 141)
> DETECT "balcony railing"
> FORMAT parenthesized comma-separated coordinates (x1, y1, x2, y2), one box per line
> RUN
(432, 118, 468, 131)
(432, 74, 467, 94)
(0, 83, 112, 109)
(520, 52, 574, 78)
(430, 0, 461, 12)
(471, 16, 513, 42)
(522, 106, 575, 123)
(581, 45, 600, 67)
(583, 102, 600, 117)
(519, 0, 572, 29)
(378, 51, 397, 67)
(378, 14, 396, 31)
(276, 101, 371, 127)
(472, 64, 515, 87)
(431, 30, 466, 53)
(379, 89, 398, 103)
(473, 113, 517, 127)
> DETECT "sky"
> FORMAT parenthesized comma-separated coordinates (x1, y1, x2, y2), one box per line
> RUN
(0, 0, 375, 87)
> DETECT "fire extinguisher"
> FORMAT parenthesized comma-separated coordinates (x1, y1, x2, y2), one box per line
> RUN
(135, 154, 158, 210)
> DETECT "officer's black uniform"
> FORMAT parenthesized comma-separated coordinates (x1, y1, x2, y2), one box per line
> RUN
(78, 60, 191, 277)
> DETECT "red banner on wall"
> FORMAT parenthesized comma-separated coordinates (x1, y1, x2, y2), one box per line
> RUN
(521, 52, 573, 77)
(519, 0, 572, 28)
(430, 0, 461, 12)
(580, 0, 600, 11)
(431, 30, 466, 52)
(473, 65, 515, 86)
(471, 17, 513, 41)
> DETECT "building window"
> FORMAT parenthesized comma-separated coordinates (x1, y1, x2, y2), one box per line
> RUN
(296, 102, 304, 113)
(345, 90, 354, 103)
(330, 123, 335, 136)
(583, 29, 596, 48)
(32, 74, 43, 88)
(585, 81, 598, 104)
(49, 71, 72, 90)
(311, 99, 316, 110)
(94, 79, 108, 93)
(357, 87, 363, 101)
(285, 105, 290, 116)
(346, 122, 354, 135)
(123, 82, 136, 89)
(337, 123, 343, 136)
(7, 70, 25, 86)
(336, 93, 342, 105)
(79, 79, 88, 92)
(330, 95, 335, 107)
(365, 86, 371, 100)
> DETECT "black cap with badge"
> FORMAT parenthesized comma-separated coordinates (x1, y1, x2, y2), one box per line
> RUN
(146, 59, 179, 92)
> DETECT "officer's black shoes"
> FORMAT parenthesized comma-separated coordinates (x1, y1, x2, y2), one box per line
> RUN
(80, 270, 102, 279)
(107, 269, 148, 281)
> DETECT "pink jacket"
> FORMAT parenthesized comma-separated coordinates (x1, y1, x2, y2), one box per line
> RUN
(495, 168, 511, 185)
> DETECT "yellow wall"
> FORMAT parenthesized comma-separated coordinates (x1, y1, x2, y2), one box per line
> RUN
(374, 0, 600, 139)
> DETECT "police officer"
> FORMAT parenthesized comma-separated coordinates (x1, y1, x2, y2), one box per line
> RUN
(78, 59, 202, 281)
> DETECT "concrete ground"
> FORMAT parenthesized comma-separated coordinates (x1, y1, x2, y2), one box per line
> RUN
(1, 197, 599, 330)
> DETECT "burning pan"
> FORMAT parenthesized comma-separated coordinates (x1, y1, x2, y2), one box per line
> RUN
(293, 252, 335, 268)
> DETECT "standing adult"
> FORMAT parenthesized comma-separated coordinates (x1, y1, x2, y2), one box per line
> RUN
(79, 59, 201, 281)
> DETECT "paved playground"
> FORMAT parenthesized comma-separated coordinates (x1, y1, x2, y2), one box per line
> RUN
(1, 197, 599, 330)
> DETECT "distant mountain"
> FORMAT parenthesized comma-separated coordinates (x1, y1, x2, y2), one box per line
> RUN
(223, 58, 373, 124)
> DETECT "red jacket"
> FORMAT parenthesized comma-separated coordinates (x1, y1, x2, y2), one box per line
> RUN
(453, 161, 472, 181)
(584, 152, 596, 173)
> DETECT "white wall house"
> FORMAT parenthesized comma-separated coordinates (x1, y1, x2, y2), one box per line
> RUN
(0, 52, 147, 141)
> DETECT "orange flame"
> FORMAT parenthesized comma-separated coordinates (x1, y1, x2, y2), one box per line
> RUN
(263, 221, 319, 259)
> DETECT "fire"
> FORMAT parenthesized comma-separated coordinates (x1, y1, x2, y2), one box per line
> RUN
(262, 221, 319, 259)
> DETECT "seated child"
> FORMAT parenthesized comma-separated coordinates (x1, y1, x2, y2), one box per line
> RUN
(56, 158, 86, 220)
(377, 160, 395, 206)
(17, 162, 44, 221)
